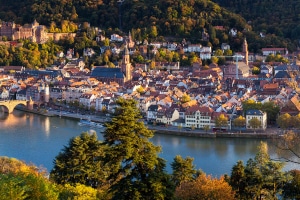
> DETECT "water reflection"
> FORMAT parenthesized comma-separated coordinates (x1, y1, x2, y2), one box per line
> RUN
(44, 117, 50, 137)
(0, 110, 297, 176)
(0, 111, 9, 120)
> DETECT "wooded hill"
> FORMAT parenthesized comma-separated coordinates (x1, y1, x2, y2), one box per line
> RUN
(212, 0, 300, 40)
(0, 0, 299, 52)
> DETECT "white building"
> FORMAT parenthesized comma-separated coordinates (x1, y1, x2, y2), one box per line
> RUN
(200, 47, 212, 60)
(184, 105, 214, 128)
(184, 44, 202, 53)
(110, 34, 124, 42)
(245, 109, 267, 130)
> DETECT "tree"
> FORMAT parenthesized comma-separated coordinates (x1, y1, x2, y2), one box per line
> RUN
(180, 93, 191, 103)
(203, 125, 210, 133)
(0, 157, 59, 200)
(282, 170, 300, 200)
(261, 101, 280, 125)
(214, 114, 228, 129)
(50, 132, 109, 188)
(277, 113, 292, 130)
(242, 99, 262, 114)
(175, 173, 235, 200)
(0, 174, 28, 200)
(233, 115, 246, 132)
(102, 98, 173, 200)
(248, 117, 261, 133)
(274, 130, 300, 164)
(230, 142, 288, 199)
(229, 160, 246, 200)
(149, 25, 158, 38)
(252, 66, 260, 74)
(59, 183, 98, 200)
(136, 86, 145, 94)
(178, 125, 182, 131)
(171, 155, 197, 187)
(211, 56, 219, 64)
(291, 114, 300, 129)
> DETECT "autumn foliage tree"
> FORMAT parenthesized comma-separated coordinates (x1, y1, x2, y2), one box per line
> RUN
(248, 117, 261, 133)
(233, 115, 246, 132)
(214, 114, 228, 130)
(274, 130, 300, 164)
(175, 173, 235, 200)
(277, 113, 292, 130)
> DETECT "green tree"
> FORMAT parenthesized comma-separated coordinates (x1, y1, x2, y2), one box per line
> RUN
(229, 160, 246, 200)
(102, 98, 173, 200)
(283, 170, 300, 200)
(171, 155, 197, 187)
(0, 174, 27, 200)
(261, 101, 280, 125)
(231, 142, 288, 199)
(50, 132, 109, 188)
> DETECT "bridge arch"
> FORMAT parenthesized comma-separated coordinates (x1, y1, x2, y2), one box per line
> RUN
(0, 100, 28, 113)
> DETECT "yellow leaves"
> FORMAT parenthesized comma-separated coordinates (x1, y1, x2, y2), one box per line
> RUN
(0, 157, 42, 176)
(62, 183, 98, 200)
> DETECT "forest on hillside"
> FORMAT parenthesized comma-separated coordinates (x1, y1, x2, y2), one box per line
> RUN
(0, 0, 299, 52)
(212, 0, 300, 44)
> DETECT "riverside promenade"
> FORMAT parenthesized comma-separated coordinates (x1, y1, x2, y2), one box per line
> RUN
(17, 108, 282, 139)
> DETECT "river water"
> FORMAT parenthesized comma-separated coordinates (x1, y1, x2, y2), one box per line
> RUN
(0, 110, 297, 176)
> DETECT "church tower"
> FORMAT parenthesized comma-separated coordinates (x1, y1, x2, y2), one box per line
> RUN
(243, 38, 249, 65)
(128, 31, 135, 48)
(122, 45, 132, 82)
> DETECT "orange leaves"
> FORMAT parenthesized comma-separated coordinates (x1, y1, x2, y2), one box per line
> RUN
(175, 173, 235, 200)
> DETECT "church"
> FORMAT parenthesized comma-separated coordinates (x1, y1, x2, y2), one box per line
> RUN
(90, 45, 132, 85)
(223, 38, 250, 79)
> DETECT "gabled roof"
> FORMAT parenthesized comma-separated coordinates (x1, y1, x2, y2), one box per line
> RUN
(246, 109, 265, 116)
(274, 71, 291, 79)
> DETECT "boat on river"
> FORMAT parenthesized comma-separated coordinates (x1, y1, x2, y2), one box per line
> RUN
(78, 119, 103, 128)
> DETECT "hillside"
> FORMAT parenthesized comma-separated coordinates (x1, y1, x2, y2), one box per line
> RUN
(0, 0, 298, 52)
(212, 0, 300, 47)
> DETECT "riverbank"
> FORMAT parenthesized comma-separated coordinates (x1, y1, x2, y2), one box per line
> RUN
(153, 128, 280, 139)
(16, 108, 281, 139)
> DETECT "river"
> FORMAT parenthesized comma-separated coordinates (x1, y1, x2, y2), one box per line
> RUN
(0, 110, 298, 176)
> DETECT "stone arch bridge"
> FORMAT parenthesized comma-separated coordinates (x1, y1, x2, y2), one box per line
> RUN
(0, 100, 36, 113)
